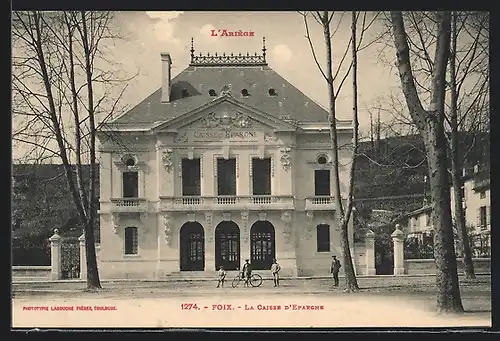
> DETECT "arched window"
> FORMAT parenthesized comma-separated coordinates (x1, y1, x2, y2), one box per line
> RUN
(316, 224, 330, 252)
(268, 88, 277, 96)
(124, 227, 138, 255)
(209, 89, 217, 96)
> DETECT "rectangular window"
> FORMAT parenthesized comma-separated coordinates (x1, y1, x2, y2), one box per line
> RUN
(217, 158, 236, 195)
(316, 224, 331, 252)
(480, 206, 487, 227)
(124, 227, 138, 255)
(314, 170, 330, 196)
(182, 158, 201, 196)
(122, 172, 138, 198)
(252, 158, 271, 195)
(410, 217, 417, 231)
(480, 191, 486, 199)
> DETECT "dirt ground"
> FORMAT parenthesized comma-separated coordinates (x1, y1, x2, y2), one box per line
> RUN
(11, 275, 491, 329)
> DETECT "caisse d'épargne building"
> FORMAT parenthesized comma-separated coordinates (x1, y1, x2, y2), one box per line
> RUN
(97, 39, 364, 279)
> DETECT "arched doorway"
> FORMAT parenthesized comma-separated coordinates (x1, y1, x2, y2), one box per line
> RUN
(215, 221, 240, 270)
(250, 221, 275, 270)
(179, 222, 205, 271)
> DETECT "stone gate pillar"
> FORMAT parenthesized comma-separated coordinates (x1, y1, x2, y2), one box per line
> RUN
(49, 229, 62, 280)
(391, 224, 405, 275)
(365, 230, 376, 275)
(79, 234, 87, 280)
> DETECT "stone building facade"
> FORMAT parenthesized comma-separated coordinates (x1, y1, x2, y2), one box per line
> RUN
(96, 39, 359, 279)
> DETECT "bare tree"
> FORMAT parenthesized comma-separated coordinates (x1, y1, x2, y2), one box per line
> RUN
(300, 11, 380, 292)
(12, 11, 134, 289)
(391, 11, 464, 313)
(373, 12, 489, 279)
(448, 11, 489, 279)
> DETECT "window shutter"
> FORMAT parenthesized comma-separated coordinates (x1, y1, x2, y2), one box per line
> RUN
(486, 206, 491, 227)
(477, 208, 481, 227)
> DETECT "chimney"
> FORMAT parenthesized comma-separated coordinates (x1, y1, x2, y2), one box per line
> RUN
(161, 53, 172, 103)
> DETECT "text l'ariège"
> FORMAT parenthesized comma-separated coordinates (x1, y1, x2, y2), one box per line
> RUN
(211, 29, 255, 37)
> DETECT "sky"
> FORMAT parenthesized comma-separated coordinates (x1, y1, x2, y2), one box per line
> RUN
(107, 11, 402, 130)
(14, 11, 486, 163)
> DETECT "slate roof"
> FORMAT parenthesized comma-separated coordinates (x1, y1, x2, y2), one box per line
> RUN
(111, 64, 330, 126)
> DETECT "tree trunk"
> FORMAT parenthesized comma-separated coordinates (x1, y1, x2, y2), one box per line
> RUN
(341, 10, 360, 292)
(451, 167, 475, 278)
(340, 219, 358, 291)
(391, 11, 464, 313)
(424, 121, 464, 313)
(85, 219, 101, 289)
(370, 111, 375, 153)
(449, 11, 475, 280)
(321, 10, 359, 292)
(79, 11, 102, 290)
(376, 110, 381, 156)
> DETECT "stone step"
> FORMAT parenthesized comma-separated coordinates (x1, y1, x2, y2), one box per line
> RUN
(12, 276, 52, 282)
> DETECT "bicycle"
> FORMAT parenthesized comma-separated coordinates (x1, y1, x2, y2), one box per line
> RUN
(231, 273, 263, 288)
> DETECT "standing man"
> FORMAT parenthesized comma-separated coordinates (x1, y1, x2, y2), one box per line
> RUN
(241, 259, 252, 288)
(330, 255, 341, 287)
(270, 259, 281, 287)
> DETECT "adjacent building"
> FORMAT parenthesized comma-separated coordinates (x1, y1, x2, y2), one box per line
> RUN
(450, 165, 491, 234)
(96, 39, 357, 279)
(402, 165, 491, 258)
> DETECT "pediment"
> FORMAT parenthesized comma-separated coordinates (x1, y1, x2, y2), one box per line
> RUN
(183, 111, 259, 130)
(152, 96, 297, 133)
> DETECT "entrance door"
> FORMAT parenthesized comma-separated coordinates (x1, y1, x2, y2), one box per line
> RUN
(375, 233, 394, 275)
(250, 221, 275, 270)
(215, 221, 240, 270)
(180, 222, 205, 271)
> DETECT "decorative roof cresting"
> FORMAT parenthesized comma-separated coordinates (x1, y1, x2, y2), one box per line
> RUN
(189, 37, 267, 67)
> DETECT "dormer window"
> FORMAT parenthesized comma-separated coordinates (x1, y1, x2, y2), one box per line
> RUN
(181, 89, 189, 98)
(241, 89, 249, 97)
(209, 89, 217, 96)
(268, 88, 277, 96)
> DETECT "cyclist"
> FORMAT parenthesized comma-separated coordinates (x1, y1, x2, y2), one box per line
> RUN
(241, 259, 252, 288)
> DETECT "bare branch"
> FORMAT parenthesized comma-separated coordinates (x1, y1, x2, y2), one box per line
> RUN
(300, 12, 328, 82)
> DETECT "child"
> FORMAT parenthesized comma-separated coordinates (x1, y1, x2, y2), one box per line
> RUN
(217, 266, 226, 288)
(270, 259, 281, 287)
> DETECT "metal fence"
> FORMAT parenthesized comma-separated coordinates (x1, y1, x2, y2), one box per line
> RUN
(469, 231, 491, 258)
(61, 237, 80, 279)
(405, 230, 491, 260)
(404, 231, 434, 259)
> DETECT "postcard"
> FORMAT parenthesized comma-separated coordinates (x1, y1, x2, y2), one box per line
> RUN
(11, 10, 491, 330)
